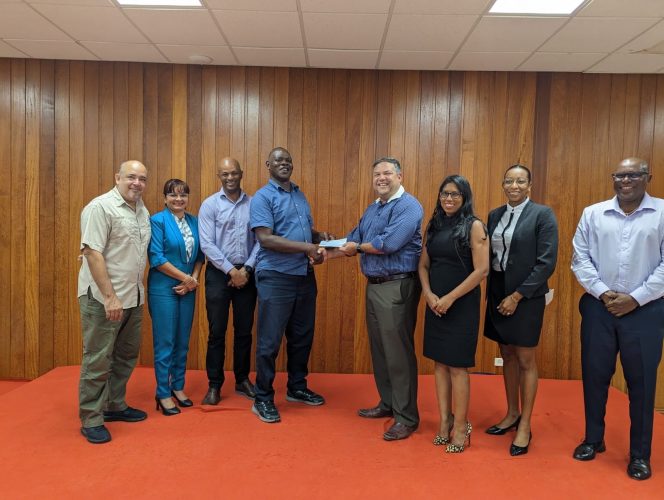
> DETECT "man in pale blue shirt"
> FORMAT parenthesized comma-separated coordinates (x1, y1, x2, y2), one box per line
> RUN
(334, 157, 423, 441)
(571, 157, 664, 480)
(199, 157, 259, 405)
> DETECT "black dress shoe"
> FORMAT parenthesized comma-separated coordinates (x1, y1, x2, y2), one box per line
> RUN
(235, 380, 256, 400)
(171, 391, 193, 407)
(81, 425, 111, 444)
(627, 457, 652, 480)
(286, 388, 325, 406)
(510, 432, 532, 456)
(103, 406, 147, 422)
(358, 406, 394, 418)
(383, 422, 417, 441)
(486, 415, 521, 435)
(202, 387, 221, 405)
(573, 441, 606, 461)
(155, 397, 181, 416)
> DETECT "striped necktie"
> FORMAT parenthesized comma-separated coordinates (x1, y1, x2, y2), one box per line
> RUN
(499, 210, 515, 272)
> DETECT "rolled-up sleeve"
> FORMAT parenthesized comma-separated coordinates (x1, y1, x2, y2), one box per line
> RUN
(80, 202, 109, 253)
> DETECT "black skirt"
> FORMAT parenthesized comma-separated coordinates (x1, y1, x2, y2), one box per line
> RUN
(483, 270, 545, 348)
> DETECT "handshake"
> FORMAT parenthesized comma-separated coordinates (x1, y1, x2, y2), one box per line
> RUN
(306, 233, 364, 266)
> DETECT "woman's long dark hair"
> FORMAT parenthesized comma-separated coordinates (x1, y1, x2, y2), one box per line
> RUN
(426, 174, 478, 249)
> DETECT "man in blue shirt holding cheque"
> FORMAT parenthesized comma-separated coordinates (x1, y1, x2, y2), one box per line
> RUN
(333, 157, 423, 441)
(249, 147, 332, 424)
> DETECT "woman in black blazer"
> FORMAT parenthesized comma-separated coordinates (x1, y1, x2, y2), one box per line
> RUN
(483, 164, 558, 456)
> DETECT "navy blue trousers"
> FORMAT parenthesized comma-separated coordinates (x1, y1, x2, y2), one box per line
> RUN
(580, 293, 664, 459)
(254, 270, 317, 402)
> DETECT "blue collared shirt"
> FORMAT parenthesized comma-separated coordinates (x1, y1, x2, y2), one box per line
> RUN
(198, 189, 259, 274)
(347, 186, 423, 277)
(572, 192, 664, 306)
(250, 179, 314, 276)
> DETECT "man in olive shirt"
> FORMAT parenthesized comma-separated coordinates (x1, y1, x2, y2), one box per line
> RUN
(78, 160, 151, 444)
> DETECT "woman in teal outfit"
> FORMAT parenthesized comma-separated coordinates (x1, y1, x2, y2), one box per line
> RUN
(148, 179, 204, 416)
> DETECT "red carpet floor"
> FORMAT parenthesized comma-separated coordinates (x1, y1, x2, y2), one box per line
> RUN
(1, 366, 662, 499)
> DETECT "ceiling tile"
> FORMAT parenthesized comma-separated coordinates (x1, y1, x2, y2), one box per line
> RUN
(82, 41, 167, 62)
(124, 9, 224, 45)
(31, 5, 147, 43)
(300, 0, 390, 14)
(7, 39, 96, 59)
(385, 14, 478, 51)
(393, 0, 492, 15)
(578, 0, 664, 17)
(619, 20, 664, 53)
(518, 52, 605, 72)
(213, 10, 302, 48)
(587, 53, 664, 73)
(304, 13, 387, 50)
(25, 0, 112, 5)
(0, 4, 70, 40)
(233, 46, 305, 67)
(0, 40, 27, 58)
(205, 0, 296, 10)
(157, 44, 235, 64)
(540, 17, 659, 53)
(463, 16, 566, 52)
(449, 51, 529, 71)
(308, 49, 377, 68)
(379, 50, 454, 70)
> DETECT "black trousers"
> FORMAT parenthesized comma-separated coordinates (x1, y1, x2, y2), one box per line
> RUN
(254, 270, 317, 402)
(204, 265, 257, 388)
(580, 293, 664, 459)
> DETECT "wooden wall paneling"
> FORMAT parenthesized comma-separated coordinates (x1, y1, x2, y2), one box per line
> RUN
(0, 59, 11, 377)
(273, 67, 289, 150)
(431, 72, 450, 182)
(99, 62, 115, 189)
(197, 66, 216, 368)
(652, 75, 664, 178)
(127, 63, 143, 161)
(244, 66, 261, 191)
(230, 66, 246, 168)
(352, 70, 377, 374)
(113, 62, 129, 172)
(215, 67, 231, 180)
(171, 65, 187, 182)
(83, 62, 100, 196)
(608, 75, 627, 169)
(286, 68, 304, 181)
(38, 60, 55, 375)
(68, 61, 84, 365)
(637, 75, 657, 159)
(258, 67, 275, 172)
(374, 70, 391, 158)
(140, 63, 158, 365)
(156, 64, 174, 199)
(388, 71, 406, 161)
(403, 71, 421, 182)
(53, 61, 70, 368)
(447, 72, 464, 170)
(10, 59, 26, 378)
(623, 75, 642, 158)
(459, 72, 479, 182)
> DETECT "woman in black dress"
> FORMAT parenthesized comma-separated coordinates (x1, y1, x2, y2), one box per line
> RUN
(483, 165, 558, 456)
(418, 175, 489, 453)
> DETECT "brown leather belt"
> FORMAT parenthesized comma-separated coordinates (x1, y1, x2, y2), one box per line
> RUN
(366, 272, 417, 285)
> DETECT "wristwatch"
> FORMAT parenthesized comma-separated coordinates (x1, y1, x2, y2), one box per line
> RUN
(243, 265, 254, 274)
(356, 243, 364, 254)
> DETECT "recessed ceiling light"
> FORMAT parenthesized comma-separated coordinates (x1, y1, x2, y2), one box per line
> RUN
(489, 0, 585, 15)
(116, 0, 202, 6)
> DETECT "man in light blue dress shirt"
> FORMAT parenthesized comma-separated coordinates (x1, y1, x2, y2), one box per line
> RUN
(572, 157, 664, 480)
(199, 157, 259, 405)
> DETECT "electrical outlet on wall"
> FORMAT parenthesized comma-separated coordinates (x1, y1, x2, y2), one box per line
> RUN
(494, 357, 504, 367)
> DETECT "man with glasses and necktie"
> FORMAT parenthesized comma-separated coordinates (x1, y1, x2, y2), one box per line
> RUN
(572, 157, 664, 480)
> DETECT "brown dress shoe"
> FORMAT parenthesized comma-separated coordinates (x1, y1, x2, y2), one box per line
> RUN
(383, 422, 417, 441)
(235, 379, 257, 400)
(202, 387, 221, 405)
(358, 406, 394, 418)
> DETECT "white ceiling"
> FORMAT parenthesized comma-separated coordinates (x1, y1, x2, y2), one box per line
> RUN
(2, 0, 664, 73)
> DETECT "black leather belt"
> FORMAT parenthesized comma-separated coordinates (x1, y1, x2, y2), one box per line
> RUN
(367, 272, 417, 285)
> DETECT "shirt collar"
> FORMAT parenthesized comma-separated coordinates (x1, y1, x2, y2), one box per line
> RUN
(375, 185, 405, 204)
(607, 192, 654, 215)
(505, 197, 529, 214)
(220, 188, 247, 202)
(111, 186, 144, 211)
(268, 178, 299, 192)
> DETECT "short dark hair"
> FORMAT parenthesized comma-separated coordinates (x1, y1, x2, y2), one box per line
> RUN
(504, 164, 532, 182)
(163, 178, 190, 196)
(372, 157, 401, 174)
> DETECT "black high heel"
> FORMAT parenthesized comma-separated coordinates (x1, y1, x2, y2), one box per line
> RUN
(510, 432, 532, 456)
(486, 415, 521, 435)
(171, 391, 193, 408)
(155, 396, 181, 416)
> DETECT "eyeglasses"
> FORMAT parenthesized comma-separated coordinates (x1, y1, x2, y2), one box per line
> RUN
(611, 172, 647, 182)
(166, 193, 189, 198)
(503, 178, 529, 187)
(441, 191, 462, 200)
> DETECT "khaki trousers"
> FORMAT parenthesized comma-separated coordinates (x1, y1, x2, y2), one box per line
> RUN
(78, 292, 143, 428)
